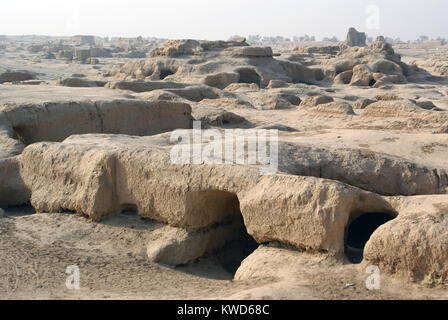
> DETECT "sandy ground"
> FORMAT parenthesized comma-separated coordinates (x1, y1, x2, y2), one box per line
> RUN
(1, 207, 446, 300)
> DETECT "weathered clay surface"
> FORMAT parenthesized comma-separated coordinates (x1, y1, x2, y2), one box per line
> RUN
(146, 217, 246, 265)
(1, 29, 448, 296)
(0, 86, 192, 145)
(18, 134, 394, 258)
(363, 195, 448, 286)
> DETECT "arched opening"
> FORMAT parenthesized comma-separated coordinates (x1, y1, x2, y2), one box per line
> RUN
(177, 190, 259, 279)
(345, 212, 395, 264)
(211, 215, 259, 275)
(237, 68, 261, 87)
(159, 69, 175, 80)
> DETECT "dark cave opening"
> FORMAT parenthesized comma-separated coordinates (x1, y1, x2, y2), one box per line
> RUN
(12, 126, 31, 145)
(212, 216, 259, 275)
(178, 191, 259, 279)
(345, 212, 395, 264)
(237, 68, 261, 87)
(159, 69, 174, 80)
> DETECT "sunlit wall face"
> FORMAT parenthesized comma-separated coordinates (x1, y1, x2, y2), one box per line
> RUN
(0, 0, 447, 41)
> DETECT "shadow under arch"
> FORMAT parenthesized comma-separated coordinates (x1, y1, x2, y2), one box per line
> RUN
(236, 67, 262, 87)
(344, 210, 397, 264)
(178, 189, 259, 279)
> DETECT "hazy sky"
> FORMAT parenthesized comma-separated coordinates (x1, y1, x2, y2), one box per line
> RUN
(1, 0, 447, 41)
